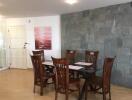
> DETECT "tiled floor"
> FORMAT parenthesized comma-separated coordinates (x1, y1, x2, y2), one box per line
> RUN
(0, 69, 132, 100)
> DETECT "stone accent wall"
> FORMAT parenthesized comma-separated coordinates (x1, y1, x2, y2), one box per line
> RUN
(61, 2, 132, 88)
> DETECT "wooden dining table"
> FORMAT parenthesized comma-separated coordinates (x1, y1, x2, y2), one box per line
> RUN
(42, 61, 95, 100)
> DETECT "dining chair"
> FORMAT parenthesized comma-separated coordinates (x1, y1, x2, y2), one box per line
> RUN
(87, 57, 115, 100)
(65, 50, 77, 78)
(65, 50, 76, 65)
(84, 50, 99, 92)
(52, 57, 80, 100)
(31, 54, 55, 96)
(32, 49, 53, 75)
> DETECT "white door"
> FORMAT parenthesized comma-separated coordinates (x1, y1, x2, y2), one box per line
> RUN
(7, 25, 28, 69)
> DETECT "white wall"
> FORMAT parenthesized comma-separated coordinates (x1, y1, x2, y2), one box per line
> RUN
(0, 19, 8, 68)
(6, 15, 61, 68)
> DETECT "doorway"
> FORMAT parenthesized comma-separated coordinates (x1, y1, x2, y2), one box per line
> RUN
(7, 25, 28, 69)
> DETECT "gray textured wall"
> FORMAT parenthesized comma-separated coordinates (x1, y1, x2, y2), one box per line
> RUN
(61, 2, 132, 88)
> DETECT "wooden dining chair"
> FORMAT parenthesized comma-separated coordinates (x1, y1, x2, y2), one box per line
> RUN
(31, 54, 54, 96)
(65, 50, 77, 78)
(65, 50, 76, 65)
(52, 57, 80, 100)
(88, 57, 115, 100)
(84, 50, 99, 92)
(85, 50, 99, 69)
(32, 49, 53, 75)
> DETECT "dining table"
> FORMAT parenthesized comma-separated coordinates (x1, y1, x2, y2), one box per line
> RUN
(42, 61, 96, 100)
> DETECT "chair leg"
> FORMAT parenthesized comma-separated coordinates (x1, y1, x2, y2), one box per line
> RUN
(55, 91, 58, 100)
(33, 85, 35, 93)
(33, 80, 36, 93)
(85, 91, 87, 100)
(45, 79, 48, 86)
(76, 82, 80, 95)
(85, 84, 88, 100)
(53, 77, 56, 90)
(40, 84, 43, 96)
(78, 83, 81, 95)
(103, 92, 106, 100)
(89, 84, 93, 91)
(109, 90, 111, 100)
(52, 76, 55, 84)
(65, 91, 69, 100)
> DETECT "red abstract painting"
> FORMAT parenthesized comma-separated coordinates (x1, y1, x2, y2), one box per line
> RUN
(34, 26, 52, 50)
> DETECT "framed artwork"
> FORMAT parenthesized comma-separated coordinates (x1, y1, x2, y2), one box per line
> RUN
(34, 26, 52, 50)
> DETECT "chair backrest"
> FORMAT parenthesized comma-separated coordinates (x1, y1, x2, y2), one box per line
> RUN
(102, 57, 115, 93)
(31, 54, 45, 82)
(85, 50, 99, 68)
(65, 50, 76, 65)
(52, 57, 69, 93)
(32, 50, 45, 62)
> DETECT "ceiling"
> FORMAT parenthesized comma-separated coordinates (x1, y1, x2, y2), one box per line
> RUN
(0, 0, 131, 18)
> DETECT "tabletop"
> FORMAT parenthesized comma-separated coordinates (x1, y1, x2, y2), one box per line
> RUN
(74, 61, 93, 66)
(42, 61, 84, 71)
